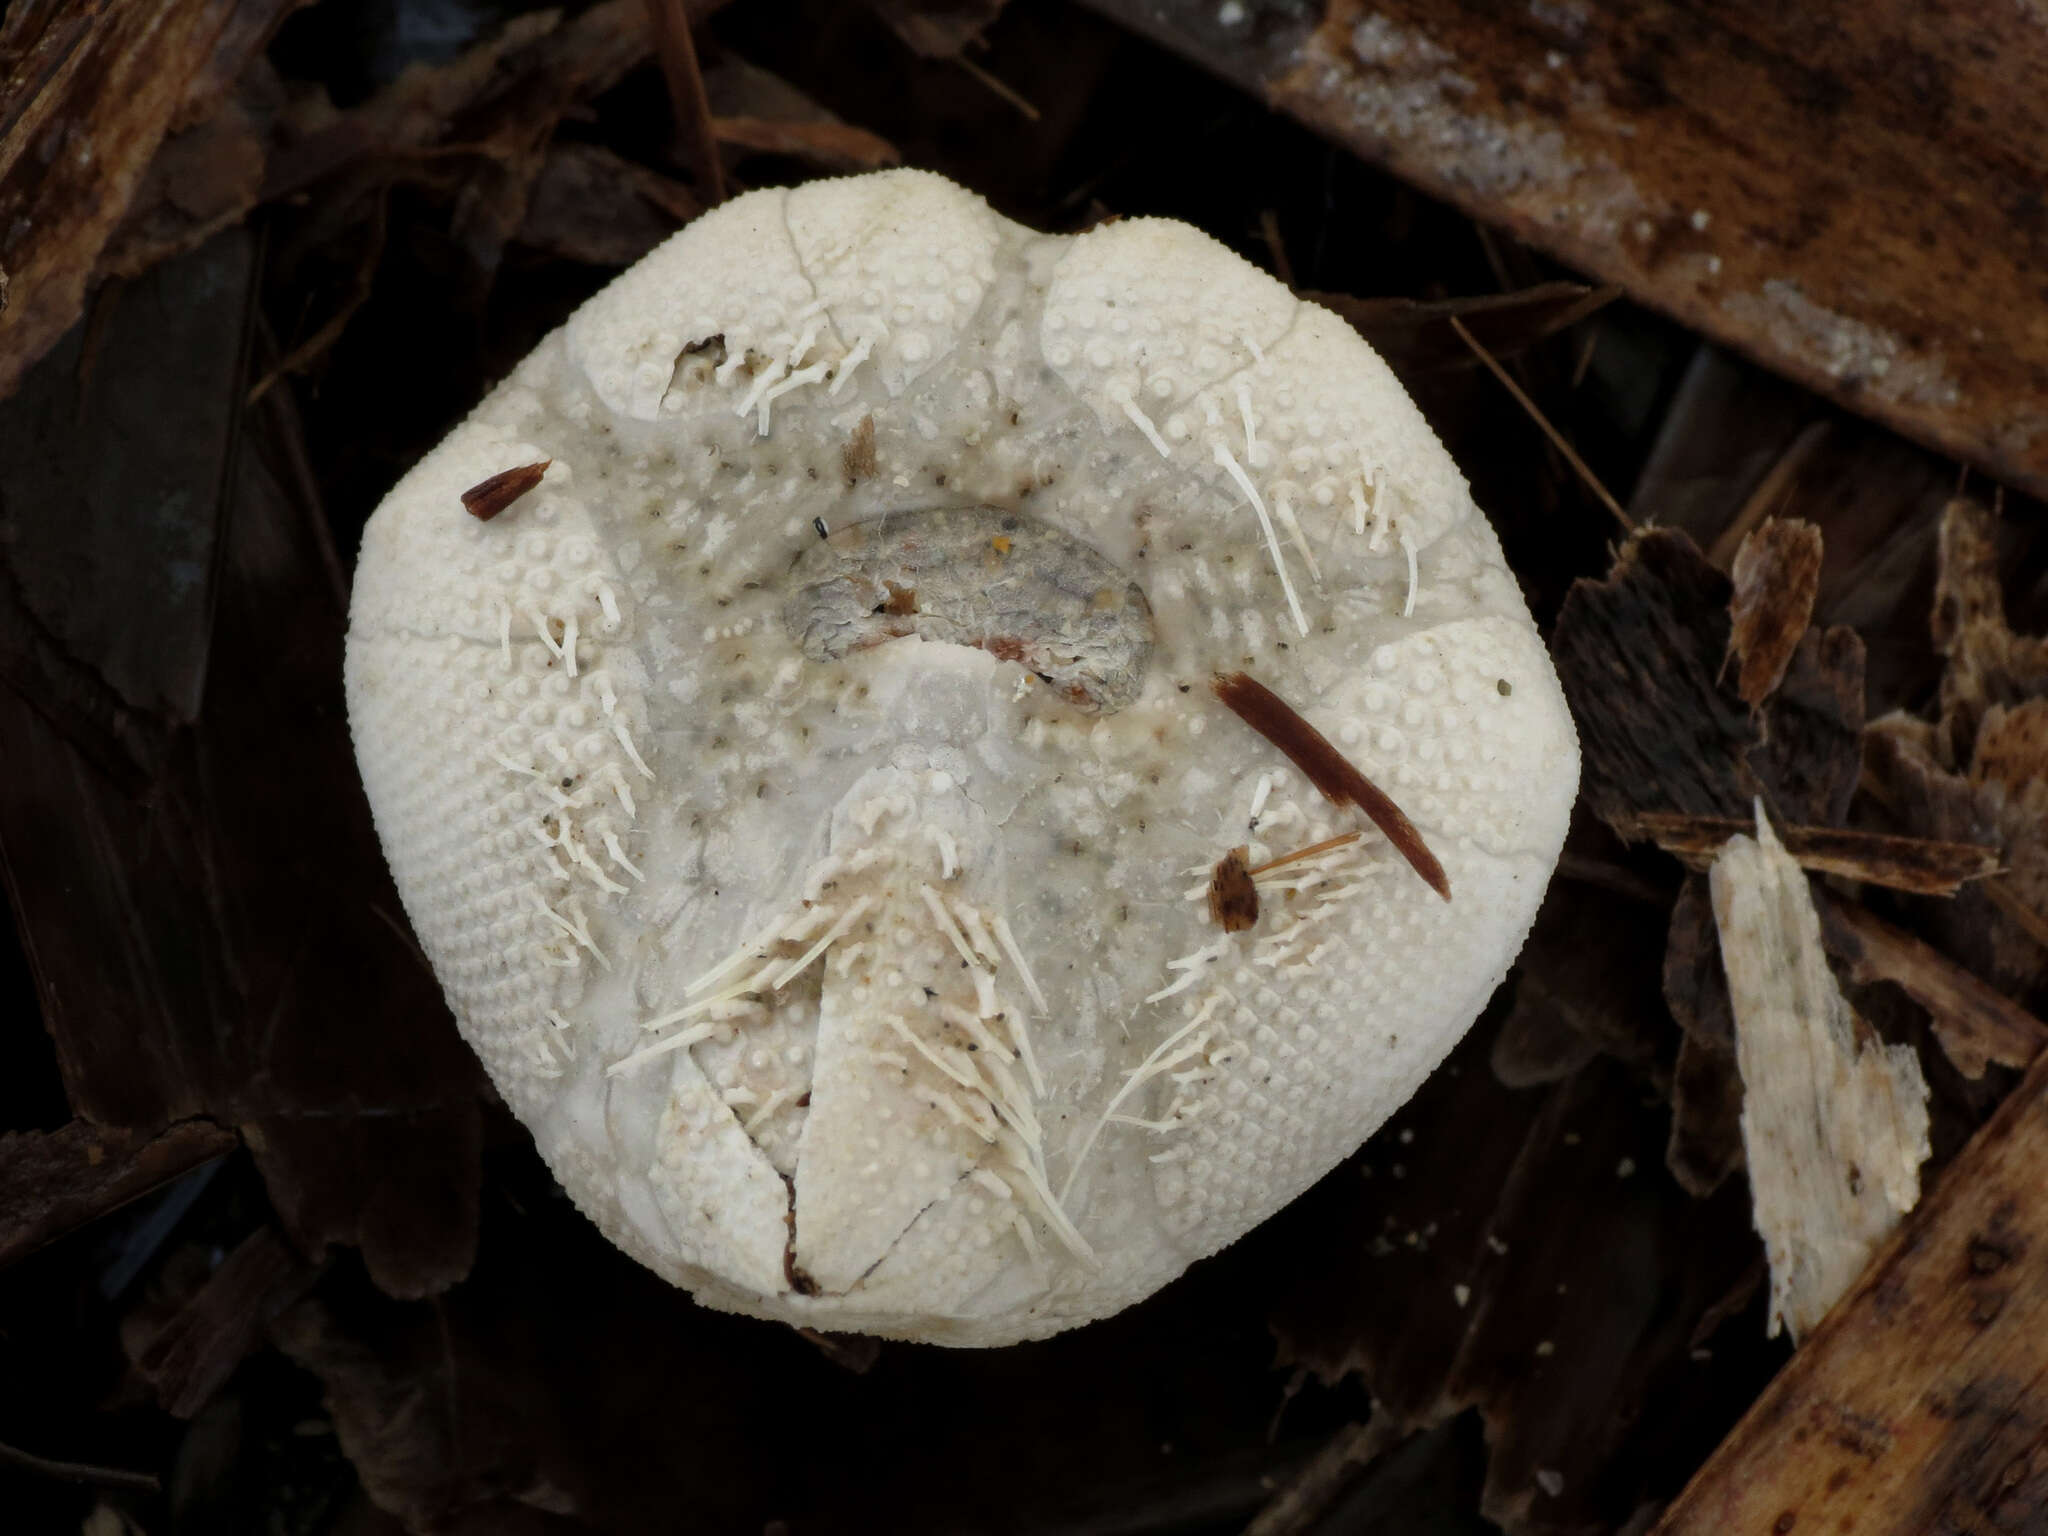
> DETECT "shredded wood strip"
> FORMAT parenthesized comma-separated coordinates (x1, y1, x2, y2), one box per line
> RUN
(1710, 809, 1930, 1342)
(1821, 892, 2048, 1077)
(1612, 810, 1999, 896)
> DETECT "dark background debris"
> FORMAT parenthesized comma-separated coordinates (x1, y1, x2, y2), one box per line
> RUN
(3, 2, 2046, 1533)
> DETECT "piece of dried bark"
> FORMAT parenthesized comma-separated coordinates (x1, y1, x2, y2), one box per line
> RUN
(1729, 519, 1823, 707)
(1819, 895, 2048, 1079)
(1551, 528, 1762, 823)
(1651, 1022, 2048, 1535)
(1626, 345, 1959, 711)
(1710, 811, 1930, 1342)
(124, 1227, 320, 1418)
(1612, 812, 1999, 897)
(1079, 0, 2048, 501)
(98, 55, 283, 282)
(0, 0, 300, 400)
(1746, 623, 1866, 828)
(1858, 502, 2048, 999)
(0, 1119, 236, 1269)
(1933, 498, 2048, 768)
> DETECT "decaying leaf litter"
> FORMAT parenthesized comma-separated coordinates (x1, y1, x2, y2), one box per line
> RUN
(3, 1, 2047, 1533)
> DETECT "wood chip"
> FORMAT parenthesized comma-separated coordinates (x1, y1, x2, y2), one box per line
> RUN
(1709, 809, 1930, 1341)
(1819, 894, 2048, 1079)
(1211, 671, 1449, 900)
(1208, 845, 1259, 933)
(1728, 518, 1823, 707)
(1613, 810, 2000, 896)
(1652, 1011, 2048, 1533)
(0, 1119, 235, 1269)
(127, 1227, 320, 1418)
(1551, 528, 1762, 823)
(1083, 0, 2048, 500)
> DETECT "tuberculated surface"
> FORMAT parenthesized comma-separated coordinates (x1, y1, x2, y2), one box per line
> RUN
(345, 169, 1579, 1344)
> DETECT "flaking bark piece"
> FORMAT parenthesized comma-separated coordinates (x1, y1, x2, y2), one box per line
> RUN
(1818, 894, 2048, 1078)
(124, 1227, 320, 1419)
(1652, 1014, 2048, 1534)
(461, 459, 550, 521)
(1710, 807, 1931, 1341)
(1932, 498, 2048, 767)
(1208, 845, 1259, 933)
(0, 1119, 236, 1269)
(1612, 811, 1998, 897)
(1552, 528, 1762, 823)
(1212, 671, 1450, 900)
(1746, 623, 1865, 826)
(1728, 518, 1823, 707)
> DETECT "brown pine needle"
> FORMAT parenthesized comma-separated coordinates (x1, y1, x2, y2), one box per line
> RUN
(1212, 672, 1450, 901)
(1449, 313, 1632, 532)
(643, 0, 726, 204)
(1248, 831, 1363, 877)
(954, 54, 1040, 121)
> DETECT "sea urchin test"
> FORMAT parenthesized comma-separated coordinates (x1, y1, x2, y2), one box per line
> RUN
(345, 169, 1579, 1345)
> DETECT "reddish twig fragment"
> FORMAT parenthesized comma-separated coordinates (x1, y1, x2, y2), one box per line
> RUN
(1208, 846, 1259, 932)
(461, 460, 550, 521)
(1212, 672, 1450, 901)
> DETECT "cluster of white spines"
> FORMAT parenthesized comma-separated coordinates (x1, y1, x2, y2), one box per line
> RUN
(566, 172, 1001, 445)
(1041, 219, 1473, 635)
(348, 438, 654, 1098)
(785, 171, 1002, 400)
(617, 785, 1082, 1274)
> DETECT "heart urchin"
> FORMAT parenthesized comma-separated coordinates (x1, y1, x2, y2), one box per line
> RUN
(345, 168, 1579, 1345)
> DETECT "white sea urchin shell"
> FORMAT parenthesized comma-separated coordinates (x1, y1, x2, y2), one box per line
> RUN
(345, 169, 1579, 1345)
